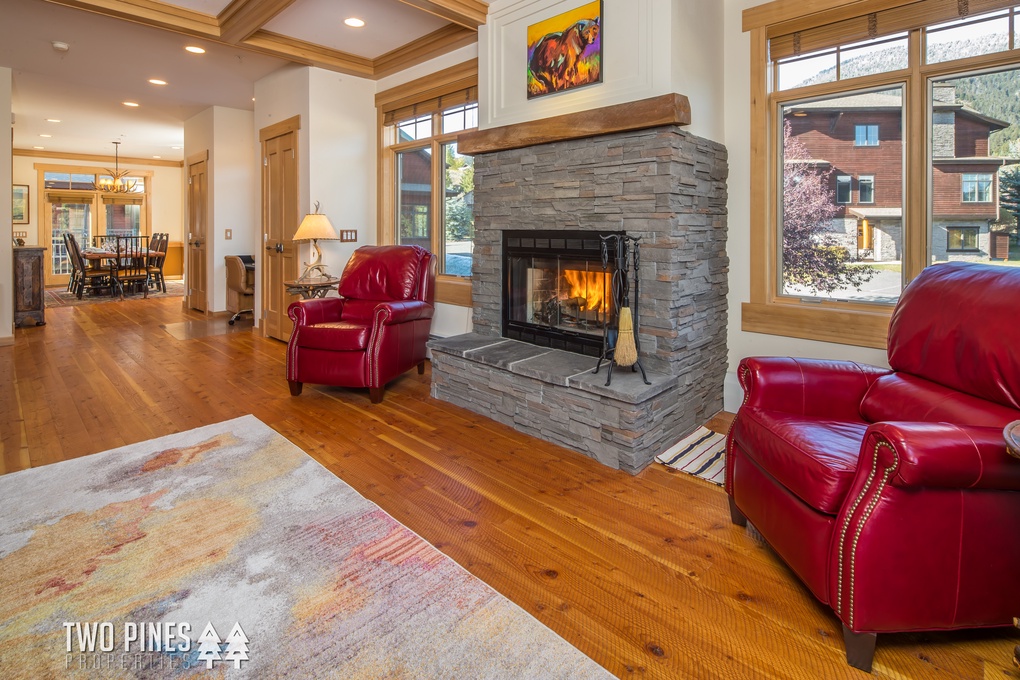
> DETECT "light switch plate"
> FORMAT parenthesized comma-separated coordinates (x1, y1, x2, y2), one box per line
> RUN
(225, 229, 233, 240)
(340, 229, 357, 242)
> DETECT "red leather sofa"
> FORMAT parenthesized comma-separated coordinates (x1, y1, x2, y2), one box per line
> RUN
(286, 245, 436, 403)
(726, 261, 1020, 671)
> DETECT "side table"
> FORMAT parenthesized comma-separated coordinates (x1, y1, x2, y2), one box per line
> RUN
(1005, 420, 1020, 669)
(285, 278, 338, 300)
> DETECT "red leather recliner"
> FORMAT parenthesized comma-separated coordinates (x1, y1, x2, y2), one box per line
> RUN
(286, 245, 436, 403)
(726, 262, 1020, 672)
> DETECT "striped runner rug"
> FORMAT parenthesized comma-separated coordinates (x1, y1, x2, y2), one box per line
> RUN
(655, 426, 726, 486)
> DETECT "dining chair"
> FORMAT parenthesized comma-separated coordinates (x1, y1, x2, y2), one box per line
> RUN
(112, 235, 150, 299)
(67, 233, 110, 299)
(63, 232, 80, 293)
(147, 233, 168, 293)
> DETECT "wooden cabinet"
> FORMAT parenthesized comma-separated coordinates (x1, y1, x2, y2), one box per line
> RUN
(14, 246, 46, 327)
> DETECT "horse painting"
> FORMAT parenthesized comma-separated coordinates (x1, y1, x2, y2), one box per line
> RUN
(527, 2, 602, 98)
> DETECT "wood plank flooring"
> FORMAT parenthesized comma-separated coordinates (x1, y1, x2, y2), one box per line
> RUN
(3, 298, 1018, 679)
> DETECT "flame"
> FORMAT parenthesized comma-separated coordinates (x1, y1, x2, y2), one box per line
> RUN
(562, 269, 611, 315)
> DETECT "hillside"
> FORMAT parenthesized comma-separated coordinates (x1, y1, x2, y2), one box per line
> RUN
(798, 36, 1020, 157)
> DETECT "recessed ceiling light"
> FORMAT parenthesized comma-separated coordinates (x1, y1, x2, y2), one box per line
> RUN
(46, 118, 60, 123)
(344, 17, 365, 27)
(185, 45, 205, 54)
(33, 146, 45, 150)
(123, 101, 140, 107)
(39, 134, 52, 138)
(149, 78, 167, 85)
(171, 146, 182, 150)
(152, 155, 162, 159)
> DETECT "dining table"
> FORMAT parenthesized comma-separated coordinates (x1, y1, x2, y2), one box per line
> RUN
(81, 248, 162, 296)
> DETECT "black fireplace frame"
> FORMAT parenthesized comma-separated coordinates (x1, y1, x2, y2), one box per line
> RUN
(502, 229, 622, 357)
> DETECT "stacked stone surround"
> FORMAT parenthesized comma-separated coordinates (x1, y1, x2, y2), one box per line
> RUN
(430, 124, 729, 473)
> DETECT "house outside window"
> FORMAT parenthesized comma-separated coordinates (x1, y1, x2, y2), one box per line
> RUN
(744, 0, 1020, 349)
(836, 175, 852, 203)
(947, 226, 979, 251)
(377, 61, 478, 307)
(858, 175, 875, 203)
(855, 124, 879, 146)
(962, 173, 993, 202)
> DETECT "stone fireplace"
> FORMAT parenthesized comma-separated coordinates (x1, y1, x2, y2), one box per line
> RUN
(428, 95, 728, 473)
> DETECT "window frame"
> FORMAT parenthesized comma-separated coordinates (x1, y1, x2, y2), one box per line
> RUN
(857, 174, 876, 204)
(946, 225, 980, 251)
(961, 172, 993, 203)
(836, 175, 852, 203)
(854, 124, 880, 146)
(376, 60, 478, 307)
(743, 0, 1020, 349)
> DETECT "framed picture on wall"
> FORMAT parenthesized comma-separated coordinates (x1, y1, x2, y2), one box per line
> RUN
(527, 0, 602, 99)
(12, 185, 29, 224)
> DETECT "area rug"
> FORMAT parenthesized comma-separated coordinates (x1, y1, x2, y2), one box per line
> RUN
(0, 416, 612, 678)
(655, 426, 726, 486)
(45, 279, 185, 307)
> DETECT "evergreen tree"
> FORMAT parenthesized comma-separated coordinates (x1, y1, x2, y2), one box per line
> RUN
(196, 622, 222, 670)
(1001, 167, 1020, 231)
(223, 623, 250, 669)
(781, 121, 876, 294)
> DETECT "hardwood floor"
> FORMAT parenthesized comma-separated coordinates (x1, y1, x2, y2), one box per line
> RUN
(3, 298, 1018, 679)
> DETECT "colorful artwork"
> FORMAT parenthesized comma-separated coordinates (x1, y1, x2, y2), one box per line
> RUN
(527, 1, 602, 99)
(12, 185, 28, 224)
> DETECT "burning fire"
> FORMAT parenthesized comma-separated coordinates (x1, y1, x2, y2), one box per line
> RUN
(562, 269, 611, 315)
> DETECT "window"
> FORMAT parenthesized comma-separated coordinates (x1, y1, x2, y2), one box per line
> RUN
(744, 0, 1020, 348)
(854, 125, 879, 146)
(858, 175, 875, 203)
(378, 61, 478, 306)
(947, 226, 979, 251)
(836, 175, 852, 203)
(962, 173, 993, 202)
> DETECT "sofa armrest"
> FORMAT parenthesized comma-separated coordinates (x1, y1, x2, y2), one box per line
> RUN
(864, 422, 1020, 490)
(738, 357, 890, 420)
(372, 300, 434, 326)
(288, 297, 344, 327)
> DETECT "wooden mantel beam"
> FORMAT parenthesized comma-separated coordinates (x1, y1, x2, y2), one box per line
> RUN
(457, 93, 692, 156)
(394, 0, 488, 29)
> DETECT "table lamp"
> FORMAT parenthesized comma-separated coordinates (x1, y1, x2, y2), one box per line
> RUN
(293, 202, 340, 282)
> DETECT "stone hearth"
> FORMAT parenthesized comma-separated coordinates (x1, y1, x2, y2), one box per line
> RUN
(429, 97, 728, 473)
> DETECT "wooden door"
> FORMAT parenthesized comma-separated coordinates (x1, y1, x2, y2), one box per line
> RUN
(187, 155, 209, 312)
(261, 120, 300, 341)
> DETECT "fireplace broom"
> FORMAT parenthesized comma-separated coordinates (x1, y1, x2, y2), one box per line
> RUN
(614, 238, 638, 367)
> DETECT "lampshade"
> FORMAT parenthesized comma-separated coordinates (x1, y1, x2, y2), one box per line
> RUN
(293, 213, 339, 242)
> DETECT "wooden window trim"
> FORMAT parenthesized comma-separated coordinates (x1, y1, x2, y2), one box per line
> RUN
(744, 0, 1020, 349)
(377, 61, 478, 307)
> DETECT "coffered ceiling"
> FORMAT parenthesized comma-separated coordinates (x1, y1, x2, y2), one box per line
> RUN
(2, 0, 485, 161)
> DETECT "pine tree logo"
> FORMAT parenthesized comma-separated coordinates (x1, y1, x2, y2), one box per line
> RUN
(223, 622, 250, 669)
(196, 622, 222, 669)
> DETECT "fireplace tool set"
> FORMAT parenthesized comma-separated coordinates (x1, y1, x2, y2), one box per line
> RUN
(594, 234, 650, 387)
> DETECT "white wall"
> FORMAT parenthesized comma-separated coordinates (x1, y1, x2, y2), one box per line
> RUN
(1, 67, 13, 343)
(721, 0, 887, 410)
(306, 68, 377, 277)
(210, 107, 256, 312)
(481, 0, 724, 142)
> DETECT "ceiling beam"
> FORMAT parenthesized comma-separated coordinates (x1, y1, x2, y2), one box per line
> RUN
(43, 0, 220, 39)
(394, 0, 488, 29)
(373, 25, 477, 79)
(242, 31, 375, 78)
(218, 0, 299, 44)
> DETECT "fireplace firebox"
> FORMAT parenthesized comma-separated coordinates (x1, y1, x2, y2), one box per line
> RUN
(502, 230, 621, 356)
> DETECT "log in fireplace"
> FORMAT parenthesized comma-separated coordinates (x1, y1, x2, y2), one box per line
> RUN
(502, 230, 621, 356)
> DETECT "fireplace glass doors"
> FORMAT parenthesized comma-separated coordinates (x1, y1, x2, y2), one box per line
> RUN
(503, 230, 619, 356)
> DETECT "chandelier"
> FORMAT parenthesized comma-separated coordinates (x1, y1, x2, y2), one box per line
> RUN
(93, 141, 138, 193)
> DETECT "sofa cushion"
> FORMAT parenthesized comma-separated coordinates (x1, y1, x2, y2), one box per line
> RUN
(860, 373, 1020, 428)
(296, 322, 370, 352)
(733, 409, 868, 515)
(338, 246, 422, 302)
(888, 261, 1020, 410)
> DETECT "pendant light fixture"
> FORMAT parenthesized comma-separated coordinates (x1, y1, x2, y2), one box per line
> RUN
(93, 141, 138, 193)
